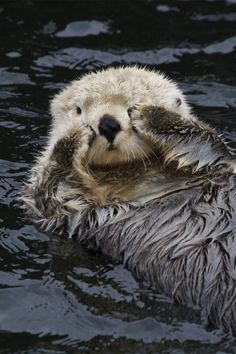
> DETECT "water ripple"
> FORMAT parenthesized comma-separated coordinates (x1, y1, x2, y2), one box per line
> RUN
(56, 21, 110, 38)
(1, 0, 236, 352)
(0, 68, 34, 86)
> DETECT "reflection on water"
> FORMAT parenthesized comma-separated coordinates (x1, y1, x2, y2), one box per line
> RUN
(1, 0, 236, 352)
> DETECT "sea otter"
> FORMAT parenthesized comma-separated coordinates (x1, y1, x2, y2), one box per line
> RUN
(21, 66, 236, 334)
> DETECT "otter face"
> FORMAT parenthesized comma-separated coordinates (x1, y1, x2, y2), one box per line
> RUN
(50, 66, 191, 166)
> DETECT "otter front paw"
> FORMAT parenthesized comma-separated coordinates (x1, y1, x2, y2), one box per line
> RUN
(52, 126, 95, 167)
(53, 133, 79, 166)
(76, 125, 96, 161)
(131, 105, 162, 133)
(131, 105, 182, 136)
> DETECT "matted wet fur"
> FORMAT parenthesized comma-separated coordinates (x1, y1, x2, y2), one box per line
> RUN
(21, 66, 236, 334)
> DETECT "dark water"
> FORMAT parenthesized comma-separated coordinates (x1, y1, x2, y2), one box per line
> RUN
(1, 0, 236, 352)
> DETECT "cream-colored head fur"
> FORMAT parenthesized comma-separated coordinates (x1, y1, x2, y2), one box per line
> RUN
(50, 66, 191, 166)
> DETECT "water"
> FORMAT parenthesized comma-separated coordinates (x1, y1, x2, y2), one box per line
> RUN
(1, 0, 236, 352)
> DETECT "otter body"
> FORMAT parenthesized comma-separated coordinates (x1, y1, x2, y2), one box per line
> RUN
(22, 67, 236, 334)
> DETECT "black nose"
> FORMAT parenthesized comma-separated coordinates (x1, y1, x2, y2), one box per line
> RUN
(98, 115, 121, 143)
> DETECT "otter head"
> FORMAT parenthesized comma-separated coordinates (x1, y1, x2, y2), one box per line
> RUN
(50, 66, 191, 167)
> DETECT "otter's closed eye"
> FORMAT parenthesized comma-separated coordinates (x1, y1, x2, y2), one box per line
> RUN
(127, 107, 135, 118)
(176, 98, 182, 107)
(76, 107, 82, 115)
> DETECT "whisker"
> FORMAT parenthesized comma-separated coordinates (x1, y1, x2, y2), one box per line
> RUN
(132, 140, 151, 168)
(130, 140, 148, 171)
(123, 145, 131, 162)
(136, 143, 152, 168)
(129, 142, 137, 161)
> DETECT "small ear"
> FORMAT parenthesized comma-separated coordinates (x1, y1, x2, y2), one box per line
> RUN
(176, 98, 182, 107)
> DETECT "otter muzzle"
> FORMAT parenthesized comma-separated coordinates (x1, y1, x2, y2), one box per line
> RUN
(98, 115, 121, 143)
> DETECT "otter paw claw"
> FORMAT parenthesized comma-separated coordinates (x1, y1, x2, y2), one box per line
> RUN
(77, 125, 95, 158)
(130, 106, 148, 133)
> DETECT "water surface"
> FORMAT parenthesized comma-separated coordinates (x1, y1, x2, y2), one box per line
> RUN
(1, 1, 236, 353)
